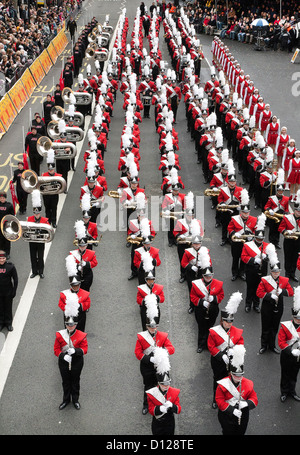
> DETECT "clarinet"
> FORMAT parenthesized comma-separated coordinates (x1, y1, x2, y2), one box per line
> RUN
(238, 381, 242, 425)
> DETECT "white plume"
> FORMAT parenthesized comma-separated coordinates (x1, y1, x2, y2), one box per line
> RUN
(225, 291, 242, 315)
(64, 291, 80, 318)
(65, 254, 78, 278)
(141, 250, 154, 273)
(74, 220, 86, 240)
(152, 347, 171, 375)
(185, 191, 194, 211)
(256, 213, 266, 231)
(265, 243, 278, 267)
(81, 192, 91, 212)
(144, 294, 159, 321)
(241, 188, 249, 206)
(31, 189, 41, 208)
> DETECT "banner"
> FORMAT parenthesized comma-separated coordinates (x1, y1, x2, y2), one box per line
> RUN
(38, 49, 53, 75)
(0, 94, 18, 133)
(47, 42, 58, 65)
(21, 68, 36, 97)
(52, 30, 68, 56)
(0, 118, 6, 138)
(29, 57, 46, 85)
(8, 79, 29, 113)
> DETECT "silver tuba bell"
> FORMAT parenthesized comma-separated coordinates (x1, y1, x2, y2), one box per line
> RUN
(47, 119, 84, 142)
(21, 169, 67, 195)
(1, 214, 55, 243)
(50, 105, 84, 127)
(37, 136, 77, 160)
(62, 87, 92, 106)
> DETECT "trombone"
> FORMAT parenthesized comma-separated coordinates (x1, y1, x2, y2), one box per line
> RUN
(73, 235, 102, 247)
(21, 169, 67, 195)
(231, 233, 255, 243)
(1, 214, 55, 243)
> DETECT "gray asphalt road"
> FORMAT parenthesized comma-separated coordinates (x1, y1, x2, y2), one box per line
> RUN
(0, 0, 299, 437)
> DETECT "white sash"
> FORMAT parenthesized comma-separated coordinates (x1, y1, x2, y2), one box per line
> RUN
(146, 387, 168, 418)
(58, 329, 74, 351)
(246, 240, 262, 257)
(281, 321, 300, 346)
(213, 325, 233, 351)
(217, 378, 243, 406)
(138, 330, 156, 355)
(193, 278, 209, 299)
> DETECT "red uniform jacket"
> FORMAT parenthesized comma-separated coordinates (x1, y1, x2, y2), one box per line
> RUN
(136, 283, 165, 306)
(27, 216, 50, 225)
(147, 386, 181, 416)
(127, 219, 155, 237)
(278, 214, 300, 235)
(278, 320, 300, 351)
(216, 376, 258, 412)
(58, 288, 91, 312)
(264, 195, 290, 213)
(241, 241, 269, 264)
(256, 275, 293, 299)
(133, 246, 161, 270)
(134, 330, 174, 360)
(54, 328, 88, 357)
(208, 325, 244, 357)
(173, 218, 204, 237)
(218, 186, 243, 205)
(80, 183, 104, 204)
(190, 278, 224, 307)
(69, 248, 98, 269)
(227, 215, 257, 236)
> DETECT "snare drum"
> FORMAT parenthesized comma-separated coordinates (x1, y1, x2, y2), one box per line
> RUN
(142, 96, 152, 106)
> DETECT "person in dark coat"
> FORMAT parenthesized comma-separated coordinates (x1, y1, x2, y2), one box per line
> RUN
(12, 161, 28, 214)
(0, 192, 15, 259)
(43, 94, 55, 128)
(24, 126, 42, 175)
(0, 250, 18, 332)
(67, 18, 77, 42)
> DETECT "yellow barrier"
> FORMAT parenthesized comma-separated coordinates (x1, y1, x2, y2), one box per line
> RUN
(47, 42, 59, 65)
(21, 68, 36, 98)
(8, 79, 29, 113)
(29, 57, 46, 85)
(0, 93, 18, 133)
(38, 49, 53, 75)
(52, 29, 68, 55)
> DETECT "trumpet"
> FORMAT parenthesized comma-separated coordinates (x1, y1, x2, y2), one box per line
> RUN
(264, 210, 284, 224)
(50, 105, 84, 127)
(108, 190, 121, 198)
(126, 235, 143, 245)
(62, 87, 92, 106)
(216, 204, 239, 212)
(37, 136, 77, 160)
(204, 188, 221, 197)
(21, 170, 67, 195)
(231, 233, 255, 243)
(73, 236, 102, 247)
(1, 214, 55, 243)
(176, 235, 193, 245)
(160, 211, 184, 219)
(283, 231, 300, 240)
(47, 120, 84, 142)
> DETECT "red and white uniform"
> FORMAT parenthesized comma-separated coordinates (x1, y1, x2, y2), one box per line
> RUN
(258, 109, 272, 132)
(217, 186, 243, 206)
(287, 157, 300, 184)
(54, 328, 88, 357)
(69, 248, 98, 270)
(266, 121, 280, 146)
(215, 376, 258, 412)
(146, 386, 181, 417)
(256, 275, 293, 300)
(241, 241, 269, 265)
(278, 320, 300, 351)
(161, 192, 185, 211)
(58, 288, 91, 312)
(264, 194, 290, 213)
(120, 187, 146, 206)
(208, 325, 244, 357)
(275, 134, 290, 157)
(227, 215, 257, 237)
(80, 183, 104, 207)
(278, 213, 300, 236)
(136, 283, 165, 306)
(190, 278, 224, 307)
(134, 330, 174, 360)
(173, 218, 204, 238)
(282, 145, 296, 172)
(133, 246, 161, 270)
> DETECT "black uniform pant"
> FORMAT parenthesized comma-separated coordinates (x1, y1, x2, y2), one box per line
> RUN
(218, 407, 249, 435)
(245, 266, 263, 309)
(211, 355, 228, 403)
(268, 218, 281, 245)
(0, 294, 13, 325)
(29, 242, 45, 274)
(151, 413, 175, 436)
(43, 194, 58, 225)
(17, 188, 28, 213)
(231, 241, 245, 277)
(81, 270, 93, 292)
(29, 153, 42, 175)
(140, 362, 157, 407)
(195, 304, 219, 349)
(280, 350, 300, 396)
(58, 355, 83, 403)
(260, 298, 283, 350)
(283, 238, 300, 277)
(177, 243, 187, 278)
(56, 161, 69, 188)
(0, 231, 11, 257)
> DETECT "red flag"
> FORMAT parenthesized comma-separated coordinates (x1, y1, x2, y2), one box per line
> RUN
(59, 70, 64, 91)
(23, 147, 29, 170)
(9, 180, 19, 214)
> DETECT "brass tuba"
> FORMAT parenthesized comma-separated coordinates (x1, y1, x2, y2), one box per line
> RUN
(50, 105, 84, 127)
(47, 119, 84, 142)
(62, 87, 92, 106)
(37, 136, 77, 160)
(1, 215, 55, 243)
(21, 169, 67, 195)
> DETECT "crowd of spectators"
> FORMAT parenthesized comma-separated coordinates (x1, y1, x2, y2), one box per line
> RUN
(0, 0, 82, 94)
(178, 1, 300, 52)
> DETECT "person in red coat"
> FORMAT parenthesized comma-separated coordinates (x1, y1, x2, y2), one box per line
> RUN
(54, 296, 88, 411)
(27, 190, 52, 279)
(133, 237, 161, 285)
(190, 266, 224, 352)
(216, 345, 258, 435)
(208, 291, 244, 409)
(257, 253, 294, 355)
(278, 197, 300, 281)
(135, 292, 174, 415)
(146, 362, 181, 435)
(136, 270, 165, 330)
(80, 173, 104, 223)
(42, 153, 64, 228)
(278, 293, 300, 402)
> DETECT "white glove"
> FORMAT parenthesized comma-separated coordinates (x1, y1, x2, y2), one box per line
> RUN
(64, 354, 72, 363)
(277, 287, 282, 295)
(254, 257, 262, 265)
(233, 409, 242, 418)
(123, 200, 130, 206)
(165, 401, 173, 408)
(203, 300, 209, 308)
(77, 265, 82, 272)
(81, 260, 86, 267)
(67, 348, 75, 355)
(196, 261, 202, 267)
(131, 234, 137, 239)
(286, 230, 294, 235)
(216, 162, 221, 168)
(208, 295, 214, 302)
(150, 357, 155, 363)
(192, 265, 198, 272)
(180, 234, 186, 239)
(159, 405, 167, 413)
(239, 401, 248, 409)
(117, 188, 122, 195)
(227, 348, 234, 357)
(213, 187, 218, 192)
(262, 253, 267, 260)
(222, 354, 229, 365)
(164, 210, 170, 216)
(169, 203, 175, 209)
(234, 232, 241, 238)
(268, 209, 274, 216)
(291, 349, 300, 357)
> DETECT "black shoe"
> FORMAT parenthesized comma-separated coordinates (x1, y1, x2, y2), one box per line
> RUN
(212, 401, 218, 409)
(0, 324, 4, 331)
(280, 394, 287, 402)
(239, 273, 246, 281)
(245, 306, 251, 313)
(6, 325, 13, 331)
(73, 402, 81, 410)
(126, 242, 131, 248)
(30, 273, 38, 279)
(197, 347, 203, 353)
(59, 401, 70, 410)
(168, 242, 173, 247)
(254, 305, 261, 313)
(291, 394, 300, 401)
(259, 347, 267, 354)
(39, 273, 45, 279)
(231, 275, 238, 281)
(128, 273, 136, 280)
(271, 347, 280, 354)
(220, 240, 227, 246)
(179, 276, 185, 283)
(290, 275, 299, 282)
(215, 222, 220, 228)
(52, 223, 57, 228)
(188, 307, 194, 314)
(142, 406, 148, 415)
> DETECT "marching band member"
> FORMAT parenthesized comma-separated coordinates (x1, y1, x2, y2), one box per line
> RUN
(257, 245, 293, 355)
(208, 292, 244, 409)
(241, 213, 270, 313)
(81, 193, 98, 250)
(278, 286, 300, 402)
(286, 149, 300, 201)
(42, 149, 63, 229)
(136, 270, 165, 331)
(215, 345, 258, 435)
(161, 181, 185, 247)
(227, 189, 257, 281)
(133, 228, 161, 285)
(190, 266, 224, 353)
(0, 250, 18, 332)
(135, 294, 174, 415)
(80, 162, 104, 224)
(54, 289, 88, 411)
(0, 191, 14, 259)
